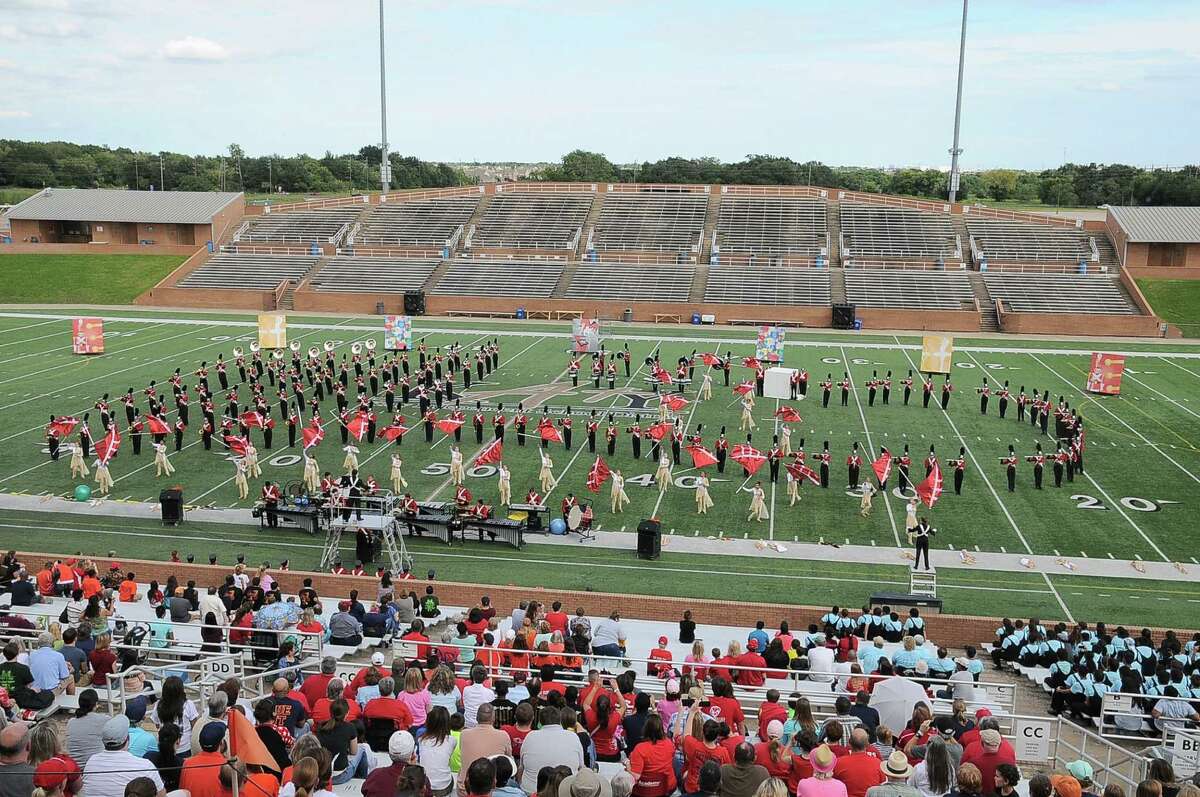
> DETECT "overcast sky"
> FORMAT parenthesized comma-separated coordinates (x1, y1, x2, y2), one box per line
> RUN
(2, 0, 1198, 169)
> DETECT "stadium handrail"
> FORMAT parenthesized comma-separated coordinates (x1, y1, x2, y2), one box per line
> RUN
(607, 183, 710, 194)
(837, 190, 951, 214)
(1096, 689, 1200, 743)
(721, 185, 827, 199)
(495, 182, 597, 194)
(963, 203, 1084, 228)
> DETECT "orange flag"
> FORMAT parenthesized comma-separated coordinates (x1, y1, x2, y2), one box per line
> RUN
(226, 706, 280, 772)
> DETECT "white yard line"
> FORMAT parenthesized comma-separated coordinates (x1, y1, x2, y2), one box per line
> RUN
(1157, 356, 1200, 380)
(0, 327, 77, 351)
(1029, 353, 1200, 486)
(1121, 371, 1200, 421)
(768, 399, 779, 541)
(896, 340, 1075, 621)
(839, 346, 901, 547)
(0, 322, 171, 386)
(0, 318, 61, 338)
(648, 357, 706, 521)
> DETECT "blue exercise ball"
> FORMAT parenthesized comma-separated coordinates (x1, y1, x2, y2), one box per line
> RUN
(74, 484, 92, 501)
(549, 518, 567, 535)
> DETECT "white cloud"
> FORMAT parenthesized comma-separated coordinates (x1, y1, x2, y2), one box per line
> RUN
(0, 110, 32, 118)
(0, 23, 20, 39)
(161, 35, 229, 62)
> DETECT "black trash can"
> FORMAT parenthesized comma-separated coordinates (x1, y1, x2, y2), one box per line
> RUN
(636, 518, 661, 560)
(160, 488, 183, 526)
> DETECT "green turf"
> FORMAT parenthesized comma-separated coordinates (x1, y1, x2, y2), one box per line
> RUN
(0, 255, 187, 304)
(0, 309, 1198, 629)
(1136, 279, 1200, 337)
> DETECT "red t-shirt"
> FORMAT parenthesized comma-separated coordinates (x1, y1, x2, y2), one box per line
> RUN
(787, 753, 815, 795)
(311, 696, 361, 724)
(299, 673, 334, 708)
(81, 576, 102, 599)
(709, 656, 735, 683)
(89, 648, 116, 682)
(629, 738, 677, 795)
(545, 611, 570, 635)
(833, 751, 885, 797)
(754, 741, 794, 780)
(180, 750, 228, 797)
(363, 697, 413, 729)
(502, 724, 533, 758)
(707, 696, 745, 729)
(734, 652, 767, 686)
(648, 648, 673, 676)
(757, 702, 788, 732)
(681, 736, 732, 794)
(585, 707, 623, 756)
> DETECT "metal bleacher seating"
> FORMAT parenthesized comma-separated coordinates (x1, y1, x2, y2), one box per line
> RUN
(704, 264, 832, 306)
(352, 198, 479, 248)
(714, 197, 828, 259)
(841, 203, 957, 261)
(432, 260, 563, 298)
(177, 253, 318, 290)
(981, 273, 1139, 314)
(591, 193, 707, 255)
(844, 269, 975, 310)
(236, 208, 362, 245)
(308, 257, 439, 294)
(967, 219, 1092, 263)
(565, 262, 694, 302)
(469, 193, 593, 251)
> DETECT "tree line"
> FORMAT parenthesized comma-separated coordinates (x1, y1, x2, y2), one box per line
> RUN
(0, 140, 469, 196)
(536, 150, 1200, 206)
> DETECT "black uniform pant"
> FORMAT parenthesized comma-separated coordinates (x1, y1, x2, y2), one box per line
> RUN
(848, 464, 860, 487)
(288, 426, 297, 447)
(941, 392, 950, 410)
(769, 460, 779, 483)
(588, 432, 596, 453)
(923, 391, 931, 408)
(1034, 465, 1043, 489)
(563, 429, 572, 450)
(822, 391, 830, 408)
(820, 463, 829, 488)
(903, 387, 911, 405)
(980, 396, 988, 414)
(1007, 467, 1016, 492)
(475, 424, 483, 444)
(882, 389, 890, 405)
(632, 438, 641, 459)
(1053, 463, 1063, 487)
(953, 469, 963, 495)
(914, 536, 931, 570)
(868, 389, 876, 407)
(131, 434, 142, 456)
(841, 390, 849, 407)
(265, 500, 279, 528)
(999, 398, 1008, 419)
(716, 449, 724, 472)
(898, 468, 910, 493)
(607, 437, 615, 456)
(517, 425, 526, 446)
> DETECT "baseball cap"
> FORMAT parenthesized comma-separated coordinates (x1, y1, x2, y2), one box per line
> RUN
(766, 719, 784, 739)
(199, 721, 227, 752)
(560, 767, 613, 797)
(1052, 775, 1083, 797)
(747, 638, 759, 650)
(975, 707, 992, 720)
(954, 656, 970, 668)
(338, 600, 351, 611)
(371, 652, 385, 666)
(666, 678, 681, 695)
(102, 715, 131, 747)
(658, 635, 668, 645)
(34, 758, 72, 790)
(934, 716, 956, 738)
(1066, 761, 1094, 782)
(980, 729, 1003, 750)
(388, 730, 416, 759)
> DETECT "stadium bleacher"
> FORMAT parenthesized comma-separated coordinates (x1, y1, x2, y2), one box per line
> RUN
(967, 218, 1094, 264)
(704, 264, 832, 306)
(468, 192, 594, 251)
(308, 257, 438, 294)
(432, 259, 563, 297)
(981, 273, 1140, 314)
(565, 262, 695, 302)
(590, 192, 707, 256)
(844, 269, 975, 310)
(177, 253, 319, 290)
(841, 202, 958, 261)
(236, 208, 362, 245)
(352, 198, 479, 248)
(714, 196, 828, 260)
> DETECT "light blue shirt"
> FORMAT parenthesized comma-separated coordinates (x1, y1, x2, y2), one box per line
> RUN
(29, 646, 70, 691)
(128, 725, 159, 757)
(859, 645, 887, 673)
(748, 629, 770, 653)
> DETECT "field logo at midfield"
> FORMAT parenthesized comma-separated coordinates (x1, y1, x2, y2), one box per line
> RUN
(920, 334, 954, 373)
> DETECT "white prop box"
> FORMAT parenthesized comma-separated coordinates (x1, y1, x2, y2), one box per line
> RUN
(763, 367, 795, 400)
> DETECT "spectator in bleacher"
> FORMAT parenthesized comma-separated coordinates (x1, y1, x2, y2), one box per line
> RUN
(849, 693, 880, 741)
(736, 641, 768, 688)
(461, 666, 495, 729)
(399, 667, 433, 732)
(179, 721, 228, 796)
(807, 636, 836, 683)
(125, 699, 159, 758)
(0, 640, 47, 711)
(682, 719, 733, 795)
(949, 763, 985, 797)
(228, 604, 253, 652)
(832, 729, 884, 797)
(319, 698, 375, 785)
(937, 659, 975, 701)
(864, 751, 916, 797)
(457, 705, 511, 795)
(65, 689, 105, 765)
(0, 721, 35, 797)
(194, 691, 229, 748)
(1151, 687, 1200, 733)
(152, 675, 199, 756)
(198, 586, 226, 624)
(592, 611, 627, 660)
(517, 705, 583, 793)
(59, 628, 88, 685)
(685, 641, 713, 681)
(81, 716, 164, 797)
(752, 720, 791, 781)
(1051, 776, 1084, 797)
(994, 764, 1021, 797)
(720, 742, 770, 797)
(418, 706, 458, 796)
(267, 678, 307, 739)
(81, 594, 113, 637)
(144, 722, 183, 792)
(420, 586, 441, 619)
(29, 632, 73, 696)
(906, 717, 961, 770)
(429, 665, 463, 716)
(117, 573, 139, 604)
(364, 676, 413, 731)
(326, 601, 362, 647)
(9, 569, 42, 606)
(1147, 760, 1183, 797)
(908, 736, 955, 797)
(797, 744, 844, 797)
(960, 727, 1014, 796)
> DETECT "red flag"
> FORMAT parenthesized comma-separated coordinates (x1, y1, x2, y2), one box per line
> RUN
(742, 356, 760, 369)
(916, 459, 943, 508)
(774, 406, 802, 423)
(654, 365, 673, 385)
(95, 426, 121, 464)
(665, 395, 689, 412)
(731, 443, 767, 475)
(226, 707, 280, 773)
(224, 435, 249, 457)
(301, 421, 324, 450)
(685, 444, 718, 469)
(732, 380, 755, 396)
(345, 412, 369, 441)
(871, 451, 893, 483)
(699, 352, 721, 367)
(586, 456, 611, 494)
(435, 418, 464, 436)
(647, 422, 673, 441)
(145, 415, 171, 436)
(475, 437, 503, 465)
(379, 424, 409, 442)
(48, 416, 79, 437)
(239, 410, 264, 429)
(539, 424, 563, 443)
(786, 461, 821, 485)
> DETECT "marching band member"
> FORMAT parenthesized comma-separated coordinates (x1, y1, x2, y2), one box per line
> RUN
(586, 410, 599, 454)
(839, 373, 850, 407)
(245, 441, 262, 480)
(941, 376, 953, 410)
(153, 440, 175, 477)
(390, 452, 408, 493)
(881, 371, 892, 405)
(997, 380, 1011, 419)
(695, 472, 714, 514)
(449, 443, 465, 486)
(610, 469, 629, 513)
(559, 409, 573, 450)
(785, 469, 800, 507)
(342, 444, 359, 474)
(525, 487, 542, 506)
(70, 444, 89, 480)
(817, 441, 831, 488)
(1025, 443, 1045, 490)
(657, 396, 670, 423)
(866, 371, 879, 407)
(303, 453, 320, 493)
(715, 426, 728, 473)
(977, 377, 991, 415)
(1053, 444, 1069, 488)
(859, 481, 876, 517)
(261, 480, 281, 528)
(901, 370, 914, 406)
(905, 497, 919, 539)
(93, 457, 113, 495)
(767, 436, 782, 483)
(498, 462, 512, 506)
(515, 404, 528, 447)
(948, 447, 967, 495)
(820, 373, 833, 408)
(45, 415, 61, 461)
(455, 483, 471, 510)
(698, 368, 713, 400)
(605, 415, 618, 456)
(897, 444, 912, 493)
(473, 402, 485, 444)
(780, 423, 792, 457)
(538, 449, 555, 493)
(847, 442, 862, 488)
(922, 375, 934, 408)
(655, 451, 672, 493)
(1002, 445, 1018, 492)
(747, 481, 768, 522)
(739, 394, 756, 432)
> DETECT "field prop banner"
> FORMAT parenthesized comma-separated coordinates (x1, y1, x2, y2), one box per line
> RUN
(755, 325, 786, 363)
(919, 334, 954, 374)
(72, 317, 104, 354)
(384, 315, 413, 350)
(571, 318, 602, 353)
(1085, 352, 1126, 395)
(257, 313, 287, 349)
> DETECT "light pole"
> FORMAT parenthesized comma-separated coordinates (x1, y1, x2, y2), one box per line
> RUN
(947, 0, 968, 203)
(378, 0, 390, 194)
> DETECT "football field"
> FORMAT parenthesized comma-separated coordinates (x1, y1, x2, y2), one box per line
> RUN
(0, 307, 1198, 625)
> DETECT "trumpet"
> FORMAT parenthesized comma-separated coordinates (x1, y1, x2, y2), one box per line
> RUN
(351, 342, 363, 355)
(232, 346, 244, 359)
(308, 346, 320, 359)
(365, 338, 377, 352)
(289, 340, 301, 352)
(323, 341, 335, 353)
(249, 341, 261, 353)
(272, 349, 284, 360)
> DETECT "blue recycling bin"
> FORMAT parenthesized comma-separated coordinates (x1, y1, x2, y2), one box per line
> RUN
(853, 320, 863, 331)
(206, 240, 214, 253)
(691, 313, 702, 325)
(516, 307, 527, 320)
(1078, 261, 1088, 274)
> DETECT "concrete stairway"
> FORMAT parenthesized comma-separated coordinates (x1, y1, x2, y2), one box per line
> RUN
(574, 193, 606, 260)
(551, 260, 582, 298)
(826, 199, 842, 265)
(688, 263, 710, 302)
(421, 260, 454, 293)
(280, 257, 328, 310)
(829, 267, 847, 305)
(453, 193, 493, 256)
(968, 271, 1000, 332)
(950, 214, 973, 266)
(698, 189, 723, 264)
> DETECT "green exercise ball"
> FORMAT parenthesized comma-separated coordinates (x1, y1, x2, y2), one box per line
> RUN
(74, 484, 92, 501)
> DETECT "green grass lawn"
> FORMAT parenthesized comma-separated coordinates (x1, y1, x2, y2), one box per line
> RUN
(0, 187, 40, 206)
(0, 254, 187, 304)
(0, 309, 1198, 628)
(1136, 279, 1200, 337)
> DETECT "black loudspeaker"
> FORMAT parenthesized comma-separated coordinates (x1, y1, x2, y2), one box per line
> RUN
(404, 291, 426, 316)
(832, 303, 857, 330)
(159, 488, 183, 526)
(636, 519, 662, 560)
